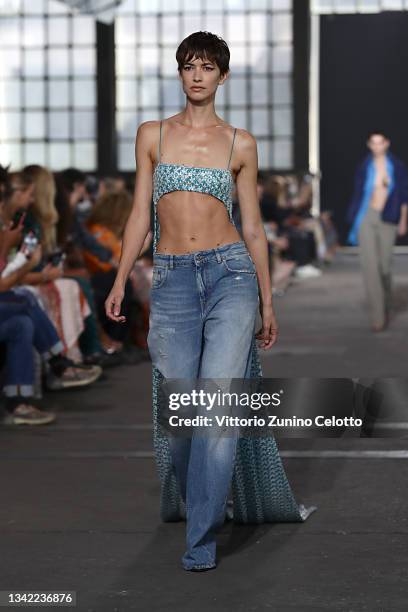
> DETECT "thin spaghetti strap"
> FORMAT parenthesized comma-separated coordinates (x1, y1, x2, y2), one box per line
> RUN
(227, 127, 237, 169)
(157, 120, 163, 163)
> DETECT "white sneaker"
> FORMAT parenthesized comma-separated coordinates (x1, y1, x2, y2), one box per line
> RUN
(295, 264, 322, 279)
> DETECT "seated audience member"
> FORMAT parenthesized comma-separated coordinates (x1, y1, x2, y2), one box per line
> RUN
(256, 173, 295, 294)
(282, 172, 339, 264)
(83, 189, 132, 273)
(83, 189, 151, 355)
(55, 168, 151, 363)
(1, 167, 98, 363)
(260, 174, 322, 280)
(24, 165, 106, 362)
(54, 167, 114, 274)
(0, 165, 24, 273)
(53, 167, 134, 363)
(0, 234, 102, 427)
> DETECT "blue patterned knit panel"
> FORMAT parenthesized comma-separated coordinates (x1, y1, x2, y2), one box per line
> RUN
(150, 161, 318, 525)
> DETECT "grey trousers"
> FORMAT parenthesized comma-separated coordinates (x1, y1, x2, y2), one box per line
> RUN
(358, 207, 398, 327)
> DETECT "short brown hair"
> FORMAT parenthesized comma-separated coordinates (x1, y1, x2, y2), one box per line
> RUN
(368, 130, 389, 140)
(176, 31, 230, 77)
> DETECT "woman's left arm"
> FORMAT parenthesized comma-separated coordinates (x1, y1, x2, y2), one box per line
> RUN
(235, 129, 278, 349)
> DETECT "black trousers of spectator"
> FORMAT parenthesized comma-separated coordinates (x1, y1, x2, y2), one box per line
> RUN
(284, 229, 316, 267)
(90, 270, 133, 343)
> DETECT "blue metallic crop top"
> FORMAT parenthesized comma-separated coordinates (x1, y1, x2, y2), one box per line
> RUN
(152, 120, 237, 252)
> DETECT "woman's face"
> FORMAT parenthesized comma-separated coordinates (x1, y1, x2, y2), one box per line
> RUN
(178, 54, 228, 101)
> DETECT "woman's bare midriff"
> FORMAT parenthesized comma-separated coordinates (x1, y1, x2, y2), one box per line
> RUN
(155, 190, 242, 254)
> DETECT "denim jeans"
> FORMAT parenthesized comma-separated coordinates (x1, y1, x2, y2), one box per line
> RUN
(0, 290, 64, 399)
(147, 240, 259, 569)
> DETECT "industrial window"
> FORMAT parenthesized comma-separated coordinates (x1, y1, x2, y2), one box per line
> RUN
(115, 0, 294, 171)
(0, 0, 97, 170)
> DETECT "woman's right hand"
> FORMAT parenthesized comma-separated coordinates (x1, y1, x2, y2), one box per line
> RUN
(255, 303, 278, 350)
(105, 284, 126, 323)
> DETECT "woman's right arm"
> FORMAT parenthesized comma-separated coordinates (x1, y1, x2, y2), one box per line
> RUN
(105, 121, 155, 322)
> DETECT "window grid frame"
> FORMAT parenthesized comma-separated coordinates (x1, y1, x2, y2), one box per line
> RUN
(0, 0, 300, 173)
(0, 0, 97, 170)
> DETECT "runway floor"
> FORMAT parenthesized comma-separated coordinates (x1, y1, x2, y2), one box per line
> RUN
(1, 253, 407, 611)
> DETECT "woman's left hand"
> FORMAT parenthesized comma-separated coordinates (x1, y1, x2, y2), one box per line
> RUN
(256, 304, 279, 350)
(397, 221, 407, 237)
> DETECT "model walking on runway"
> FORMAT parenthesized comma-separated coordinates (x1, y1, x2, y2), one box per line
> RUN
(106, 31, 317, 571)
(347, 131, 408, 331)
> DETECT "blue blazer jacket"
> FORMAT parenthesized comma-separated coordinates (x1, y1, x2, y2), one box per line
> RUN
(346, 152, 408, 228)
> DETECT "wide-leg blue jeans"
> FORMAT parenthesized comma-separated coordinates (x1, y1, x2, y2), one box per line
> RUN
(0, 289, 64, 398)
(147, 240, 259, 570)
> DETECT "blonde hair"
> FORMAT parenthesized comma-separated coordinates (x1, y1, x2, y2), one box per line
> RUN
(23, 165, 59, 254)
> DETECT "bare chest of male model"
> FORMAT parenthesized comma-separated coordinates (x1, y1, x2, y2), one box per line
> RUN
(369, 159, 390, 212)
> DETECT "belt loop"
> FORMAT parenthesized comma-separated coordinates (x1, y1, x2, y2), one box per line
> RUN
(169, 255, 174, 269)
(215, 249, 222, 263)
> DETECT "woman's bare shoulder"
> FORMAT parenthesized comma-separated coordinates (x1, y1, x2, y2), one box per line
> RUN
(134, 121, 161, 164)
(136, 120, 161, 140)
(235, 127, 257, 147)
(234, 128, 258, 169)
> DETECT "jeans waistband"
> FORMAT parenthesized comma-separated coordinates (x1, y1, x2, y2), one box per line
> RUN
(153, 240, 248, 267)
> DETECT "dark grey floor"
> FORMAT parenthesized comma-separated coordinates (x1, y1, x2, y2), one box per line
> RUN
(1, 252, 407, 611)
(266, 252, 408, 377)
